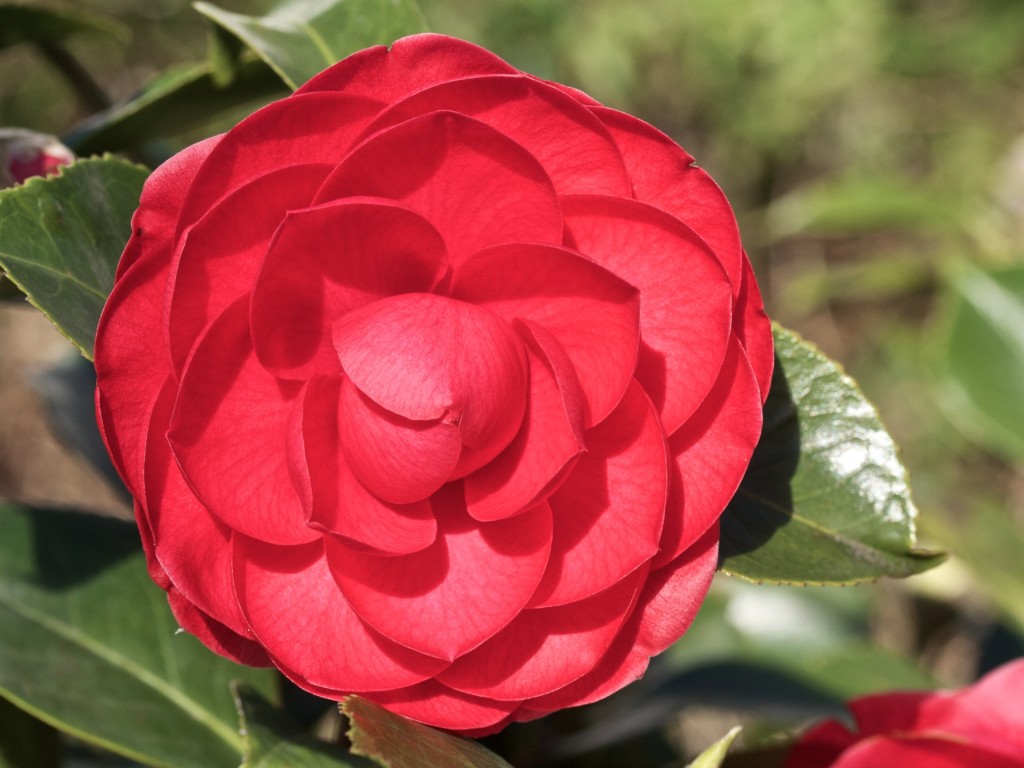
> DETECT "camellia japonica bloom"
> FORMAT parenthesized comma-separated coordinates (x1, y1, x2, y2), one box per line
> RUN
(786, 659, 1024, 767)
(94, 34, 773, 734)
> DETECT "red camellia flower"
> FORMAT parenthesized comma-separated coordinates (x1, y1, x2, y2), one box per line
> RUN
(786, 659, 1024, 767)
(94, 34, 773, 733)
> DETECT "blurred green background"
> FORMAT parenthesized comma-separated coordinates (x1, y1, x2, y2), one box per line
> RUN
(2, 0, 1024, 763)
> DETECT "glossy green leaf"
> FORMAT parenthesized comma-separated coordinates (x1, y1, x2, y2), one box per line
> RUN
(342, 696, 512, 768)
(194, 0, 429, 90)
(719, 324, 944, 583)
(934, 264, 1024, 459)
(64, 58, 287, 156)
(0, 4, 127, 51)
(686, 727, 741, 768)
(0, 502, 277, 768)
(235, 684, 370, 768)
(0, 158, 147, 360)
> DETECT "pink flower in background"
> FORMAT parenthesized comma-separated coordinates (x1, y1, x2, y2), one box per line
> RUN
(0, 128, 74, 187)
(786, 659, 1024, 767)
(94, 34, 773, 733)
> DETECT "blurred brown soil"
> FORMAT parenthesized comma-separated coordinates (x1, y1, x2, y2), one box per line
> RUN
(0, 302, 129, 518)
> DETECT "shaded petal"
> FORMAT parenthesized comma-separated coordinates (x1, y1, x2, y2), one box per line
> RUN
(313, 111, 563, 267)
(168, 297, 316, 545)
(251, 197, 448, 379)
(166, 588, 271, 667)
(366, 680, 518, 732)
(464, 321, 586, 522)
(233, 536, 447, 692)
(529, 380, 666, 608)
(364, 74, 631, 196)
(175, 92, 383, 234)
(525, 525, 718, 713)
(144, 379, 247, 634)
(782, 720, 857, 768)
(296, 33, 517, 98)
(334, 292, 528, 474)
(654, 335, 762, 568)
(450, 243, 640, 428)
(291, 376, 437, 554)
(327, 488, 552, 660)
(437, 567, 645, 701)
(166, 164, 331, 374)
(115, 135, 221, 279)
(563, 194, 733, 433)
(590, 106, 743, 296)
(338, 376, 462, 505)
(734, 254, 774, 403)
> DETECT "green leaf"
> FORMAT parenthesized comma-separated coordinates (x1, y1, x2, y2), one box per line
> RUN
(686, 726, 741, 768)
(194, 0, 429, 90)
(0, 158, 147, 360)
(342, 696, 513, 768)
(934, 264, 1024, 459)
(235, 684, 370, 768)
(0, 3, 127, 51)
(766, 176, 962, 240)
(719, 324, 944, 584)
(0, 697, 61, 768)
(64, 58, 287, 156)
(924, 501, 1024, 635)
(0, 502, 277, 768)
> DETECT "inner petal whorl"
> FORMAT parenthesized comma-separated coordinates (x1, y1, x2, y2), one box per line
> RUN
(333, 293, 529, 487)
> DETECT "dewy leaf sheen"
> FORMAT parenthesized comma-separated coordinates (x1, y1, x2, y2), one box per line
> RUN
(93, 34, 774, 733)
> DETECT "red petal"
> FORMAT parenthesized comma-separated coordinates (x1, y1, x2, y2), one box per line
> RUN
(250, 197, 448, 379)
(450, 243, 640, 428)
(855, 659, 1024, 754)
(338, 376, 462, 504)
(291, 376, 437, 554)
(296, 33, 517, 98)
(783, 720, 857, 768)
(808, 738, 1024, 768)
(734, 254, 774, 403)
(333, 292, 528, 474)
(326, 488, 552, 660)
(175, 92, 383, 235)
(95, 254, 173, 500)
(166, 588, 271, 667)
(464, 321, 586, 522)
(655, 335, 763, 567)
(313, 111, 562, 268)
(563, 195, 733, 434)
(365, 680, 518, 732)
(436, 567, 645, 701)
(529, 381, 666, 608)
(115, 135, 221, 279)
(167, 298, 316, 545)
(364, 74, 631, 196)
(525, 525, 718, 713)
(143, 380, 247, 634)
(166, 164, 331, 374)
(233, 536, 447, 692)
(591, 106, 743, 296)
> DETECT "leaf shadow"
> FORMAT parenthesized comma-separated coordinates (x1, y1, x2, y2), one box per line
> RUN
(26, 505, 140, 589)
(718, 352, 798, 563)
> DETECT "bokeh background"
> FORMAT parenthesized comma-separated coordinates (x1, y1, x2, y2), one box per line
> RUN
(2, 1, 1024, 764)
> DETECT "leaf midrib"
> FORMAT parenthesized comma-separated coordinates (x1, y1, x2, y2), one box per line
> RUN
(0, 587, 242, 753)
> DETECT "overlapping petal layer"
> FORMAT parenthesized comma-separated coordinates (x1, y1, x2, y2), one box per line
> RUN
(94, 33, 772, 734)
